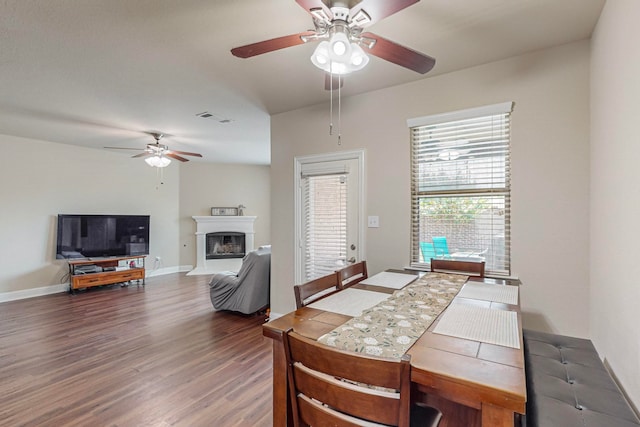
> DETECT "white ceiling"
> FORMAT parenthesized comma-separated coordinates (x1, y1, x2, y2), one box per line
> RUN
(0, 0, 605, 165)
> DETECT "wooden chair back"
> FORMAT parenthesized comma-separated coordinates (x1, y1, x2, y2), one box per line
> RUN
(293, 273, 340, 309)
(430, 258, 485, 277)
(337, 260, 368, 289)
(283, 329, 412, 427)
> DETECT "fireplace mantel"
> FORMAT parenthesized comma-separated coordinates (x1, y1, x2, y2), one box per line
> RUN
(188, 216, 257, 275)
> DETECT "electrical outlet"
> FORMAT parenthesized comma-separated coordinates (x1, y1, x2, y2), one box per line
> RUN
(368, 216, 380, 228)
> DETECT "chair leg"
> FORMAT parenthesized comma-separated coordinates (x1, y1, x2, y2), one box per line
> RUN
(411, 402, 442, 427)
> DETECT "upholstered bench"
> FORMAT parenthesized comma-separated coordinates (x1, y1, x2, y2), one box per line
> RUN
(523, 329, 640, 427)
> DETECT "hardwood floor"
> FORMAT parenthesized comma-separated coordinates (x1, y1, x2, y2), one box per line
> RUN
(0, 273, 273, 426)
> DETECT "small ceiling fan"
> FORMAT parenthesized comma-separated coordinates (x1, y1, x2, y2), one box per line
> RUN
(231, 0, 435, 77)
(105, 133, 203, 168)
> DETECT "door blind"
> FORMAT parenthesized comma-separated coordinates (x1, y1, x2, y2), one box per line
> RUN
(302, 174, 347, 281)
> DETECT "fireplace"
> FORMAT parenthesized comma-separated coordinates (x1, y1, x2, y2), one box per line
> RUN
(206, 232, 245, 259)
(188, 216, 256, 275)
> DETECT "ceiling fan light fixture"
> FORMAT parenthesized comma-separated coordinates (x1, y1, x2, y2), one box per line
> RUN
(311, 41, 331, 66)
(349, 43, 369, 69)
(311, 37, 369, 75)
(330, 61, 349, 75)
(145, 155, 171, 168)
(330, 32, 350, 56)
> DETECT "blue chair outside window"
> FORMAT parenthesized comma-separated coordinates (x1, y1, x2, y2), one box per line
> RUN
(420, 242, 436, 262)
(432, 236, 450, 257)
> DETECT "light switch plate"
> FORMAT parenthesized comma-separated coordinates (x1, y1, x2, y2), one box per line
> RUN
(368, 216, 380, 228)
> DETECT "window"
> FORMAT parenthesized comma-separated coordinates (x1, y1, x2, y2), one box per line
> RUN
(408, 102, 513, 276)
(302, 173, 348, 281)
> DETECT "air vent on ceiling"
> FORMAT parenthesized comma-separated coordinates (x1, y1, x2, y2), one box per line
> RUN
(196, 111, 233, 124)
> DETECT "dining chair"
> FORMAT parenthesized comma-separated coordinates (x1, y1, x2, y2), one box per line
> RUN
(293, 273, 340, 309)
(283, 328, 442, 427)
(432, 236, 450, 257)
(337, 260, 368, 289)
(430, 258, 485, 277)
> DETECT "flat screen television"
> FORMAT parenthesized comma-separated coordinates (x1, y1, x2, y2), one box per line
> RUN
(56, 214, 150, 259)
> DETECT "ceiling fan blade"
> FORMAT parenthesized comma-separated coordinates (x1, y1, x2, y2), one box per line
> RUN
(231, 31, 316, 58)
(131, 152, 152, 159)
(324, 73, 344, 91)
(169, 150, 202, 158)
(350, 0, 420, 27)
(165, 152, 189, 162)
(361, 31, 435, 74)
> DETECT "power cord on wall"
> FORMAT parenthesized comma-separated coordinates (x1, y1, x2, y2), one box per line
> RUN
(61, 271, 71, 282)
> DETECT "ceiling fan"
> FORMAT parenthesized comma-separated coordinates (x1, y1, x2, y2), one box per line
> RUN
(231, 0, 435, 77)
(105, 133, 203, 168)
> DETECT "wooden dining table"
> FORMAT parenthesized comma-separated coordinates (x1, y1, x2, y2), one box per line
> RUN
(263, 270, 526, 427)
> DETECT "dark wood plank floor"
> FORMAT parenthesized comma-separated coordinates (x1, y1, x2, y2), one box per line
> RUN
(0, 273, 273, 426)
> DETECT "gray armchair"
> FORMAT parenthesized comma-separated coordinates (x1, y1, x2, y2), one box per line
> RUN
(209, 245, 271, 315)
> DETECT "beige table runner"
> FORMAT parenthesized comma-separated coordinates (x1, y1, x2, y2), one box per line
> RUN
(317, 273, 468, 359)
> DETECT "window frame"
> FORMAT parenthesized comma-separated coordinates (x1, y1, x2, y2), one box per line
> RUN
(293, 150, 366, 285)
(407, 102, 514, 276)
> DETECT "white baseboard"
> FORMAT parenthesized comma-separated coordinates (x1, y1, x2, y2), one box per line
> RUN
(0, 283, 70, 303)
(146, 265, 192, 277)
(0, 266, 194, 303)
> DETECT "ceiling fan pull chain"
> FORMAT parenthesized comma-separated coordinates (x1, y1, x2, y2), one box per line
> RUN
(329, 63, 334, 136)
(337, 74, 342, 146)
(155, 165, 165, 190)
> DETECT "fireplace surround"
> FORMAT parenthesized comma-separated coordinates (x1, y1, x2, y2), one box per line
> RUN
(188, 216, 256, 275)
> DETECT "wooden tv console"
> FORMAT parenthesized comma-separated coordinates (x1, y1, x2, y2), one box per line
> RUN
(68, 255, 146, 293)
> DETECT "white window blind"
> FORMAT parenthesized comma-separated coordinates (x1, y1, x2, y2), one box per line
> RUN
(409, 103, 513, 276)
(302, 173, 347, 281)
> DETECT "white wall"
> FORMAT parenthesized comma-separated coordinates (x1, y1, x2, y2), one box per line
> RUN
(178, 162, 271, 267)
(271, 40, 591, 338)
(590, 0, 640, 408)
(0, 134, 272, 300)
(0, 134, 180, 295)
